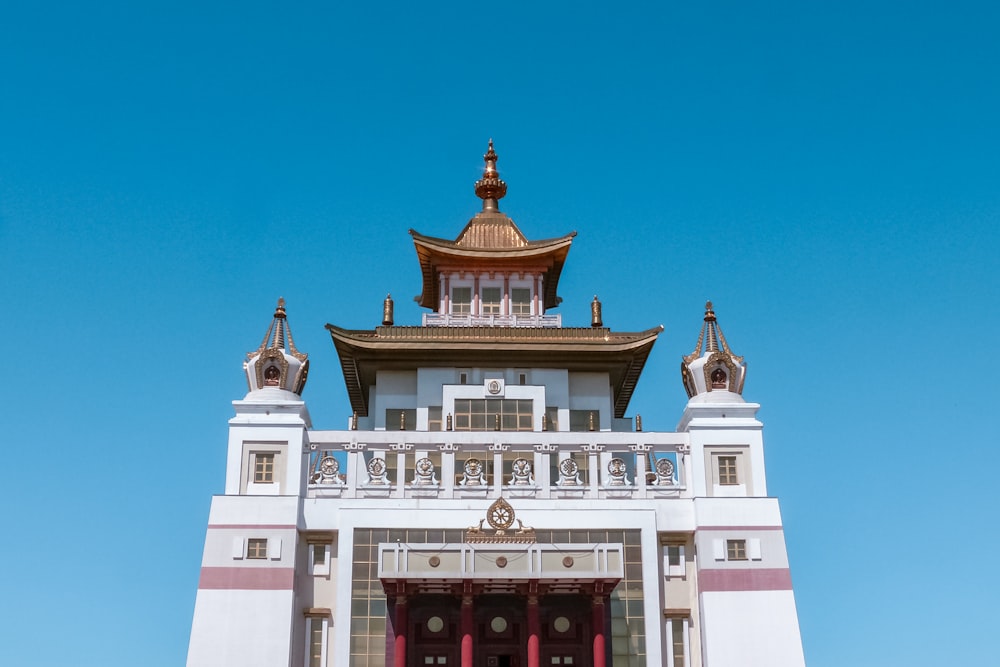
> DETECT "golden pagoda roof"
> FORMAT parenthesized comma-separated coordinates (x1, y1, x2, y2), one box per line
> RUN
(326, 323, 662, 419)
(410, 141, 576, 309)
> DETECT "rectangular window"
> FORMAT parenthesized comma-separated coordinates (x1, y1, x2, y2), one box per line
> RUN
(510, 288, 531, 315)
(247, 538, 268, 559)
(306, 616, 326, 667)
(481, 287, 502, 315)
(310, 543, 331, 576)
(664, 544, 685, 578)
(451, 287, 472, 315)
(668, 617, 687, 667)
(428, 406, 443, 432)
(544, 406, 559, 431)
(726, 539, 747, 561)
(453, 399, 533, 432)
(385, 408, 416, 431)
(718, 455, 738, 485)
(254, 453, 275, 483)
(569, 410, 599, 432)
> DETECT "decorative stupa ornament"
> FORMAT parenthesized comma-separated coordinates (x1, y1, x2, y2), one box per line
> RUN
(474, 139, 507, 211)
(680, 301, 746, 399)
(243, 297, 310, 395)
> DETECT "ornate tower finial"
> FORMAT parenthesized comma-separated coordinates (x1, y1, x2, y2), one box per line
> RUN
(681, 301, 746, 399)
(245, 298, 310, 395)
(474, 139, 507, 211)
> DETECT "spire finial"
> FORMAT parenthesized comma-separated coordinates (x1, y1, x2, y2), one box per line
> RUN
(474, 139, 507, 210)
(275, 297, 287, 319)
(704, 301, 715, 322)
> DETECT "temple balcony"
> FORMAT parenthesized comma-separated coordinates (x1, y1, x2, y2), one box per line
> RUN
(422, 313, 562, 328)
(304, 429, 689, 501)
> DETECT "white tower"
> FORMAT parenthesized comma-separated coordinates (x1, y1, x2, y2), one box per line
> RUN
(188, 299, 312, 667)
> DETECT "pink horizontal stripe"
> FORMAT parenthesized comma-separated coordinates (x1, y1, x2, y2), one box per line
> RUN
(199, 567, 296, 590)
(698, 525, 784, 531)
(698, 568, 792, 592)
(207, 524, 297, 530)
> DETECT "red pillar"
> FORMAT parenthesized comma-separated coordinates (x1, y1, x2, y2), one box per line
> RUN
(591, 595, 606, 667)
(394, 596, 408, 667)
(461, 594, 474, 667)
(527, 595, 540, 667)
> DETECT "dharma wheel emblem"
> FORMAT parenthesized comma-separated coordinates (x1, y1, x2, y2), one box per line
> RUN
(487, 497, 515, 530)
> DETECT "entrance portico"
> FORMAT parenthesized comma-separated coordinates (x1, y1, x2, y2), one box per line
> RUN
(379, 534, 622, 667)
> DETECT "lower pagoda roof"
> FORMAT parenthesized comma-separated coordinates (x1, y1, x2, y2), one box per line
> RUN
(326, 324, 663, 419)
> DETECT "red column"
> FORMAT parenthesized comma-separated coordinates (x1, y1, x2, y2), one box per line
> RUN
(591, 595, 606, 667)
(394, 596, 408, 667)
(461, 594, 474, 667)
(527, 595, 540, 667)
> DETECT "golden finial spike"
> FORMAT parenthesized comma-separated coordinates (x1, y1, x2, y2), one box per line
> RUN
(275, 297, 287, 318)
(475, 139, 507, 208)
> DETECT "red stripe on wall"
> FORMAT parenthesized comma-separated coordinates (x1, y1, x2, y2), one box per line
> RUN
(698, 568, 792, 592)
(198, 567, 296, 590)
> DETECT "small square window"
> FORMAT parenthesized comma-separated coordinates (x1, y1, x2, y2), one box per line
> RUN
(726, 539, 747, 561)
(247, 538, 268, 559)
(254, 453, 275, 483)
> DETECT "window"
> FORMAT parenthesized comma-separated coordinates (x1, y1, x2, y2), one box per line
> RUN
(254, 453, 275, 483)
(428, 407, 443, 432)
(310, 543, 331, 576)
(510, 288, 531, 315)
(726, 539, 747, 561)
(247, 538, 268, 559)
(453, 399, 533, 431)
(305, 616, 327, 667)
(481, 287, 502, 315)
(666, 617, 688, 667)
(385, 408, 416, 431)
(544, 406, 559, 431)
(718, 455, 738, 485)
(451, 287, 472, 315)
(663, 544, 685, 578)
(569, 410, 599, 432)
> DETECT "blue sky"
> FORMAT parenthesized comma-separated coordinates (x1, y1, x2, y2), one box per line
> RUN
(2, 2, 998, 665)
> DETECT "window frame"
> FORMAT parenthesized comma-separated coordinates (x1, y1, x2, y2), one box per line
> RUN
(247, 538, 268, 560)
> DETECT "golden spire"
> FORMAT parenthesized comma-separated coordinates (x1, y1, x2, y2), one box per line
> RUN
(474, 139, 507, 211)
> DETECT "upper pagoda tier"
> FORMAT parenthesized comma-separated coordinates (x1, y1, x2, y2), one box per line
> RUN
(410, 141, 577, 325)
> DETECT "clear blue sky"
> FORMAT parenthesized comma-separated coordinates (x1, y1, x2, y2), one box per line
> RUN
(2, 2, 998, 665)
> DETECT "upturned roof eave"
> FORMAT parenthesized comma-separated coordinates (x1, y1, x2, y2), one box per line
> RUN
(410, 231, 576, 310)
(325, 324, 663, 418)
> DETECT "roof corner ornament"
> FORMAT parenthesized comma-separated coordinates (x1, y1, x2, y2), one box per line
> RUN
(591, 295, 603, 327)
(474, 138, 508, 211)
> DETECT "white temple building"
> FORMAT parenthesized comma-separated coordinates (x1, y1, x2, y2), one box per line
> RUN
(187, 142, 807, 667)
